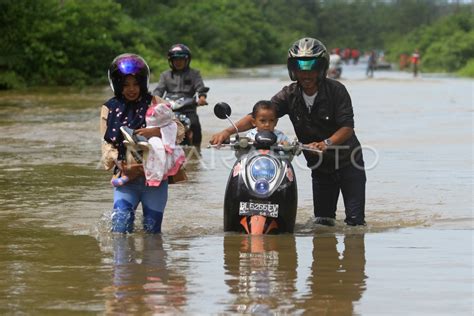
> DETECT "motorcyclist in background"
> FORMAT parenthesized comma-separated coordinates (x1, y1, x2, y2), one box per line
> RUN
(328, 50, 343, 79)
(153, 44, 208, 147)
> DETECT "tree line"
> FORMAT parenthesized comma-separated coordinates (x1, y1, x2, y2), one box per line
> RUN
(0, 0, 472, 89)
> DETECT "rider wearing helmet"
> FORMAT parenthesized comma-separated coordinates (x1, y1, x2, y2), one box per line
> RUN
(153, 44, 208, 147)
(101, 53, 178, 234)
(108, 53, 150, 99)
(210, 38, 367, 227)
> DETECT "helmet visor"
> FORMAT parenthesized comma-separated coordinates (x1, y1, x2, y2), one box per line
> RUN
(288, 57, 319, 71)
(297, 59, 317, 70)
(170, 53, 189, 59)
(116, 56, 146, 75)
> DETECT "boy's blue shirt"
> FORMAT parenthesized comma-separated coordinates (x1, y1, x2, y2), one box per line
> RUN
(245, 128, 290, 143)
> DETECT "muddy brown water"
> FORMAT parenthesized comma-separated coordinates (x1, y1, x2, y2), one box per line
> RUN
(0, 65, 472, 315)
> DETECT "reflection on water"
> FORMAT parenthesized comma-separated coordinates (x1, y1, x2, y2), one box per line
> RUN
(223, 235, 298, 314)
(223, 234, 366, 315)
(298, 234, 366, 315)
(103, 234, 187, 314)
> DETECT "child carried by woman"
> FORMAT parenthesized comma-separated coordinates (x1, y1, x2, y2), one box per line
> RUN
(117, 98, 185, 187)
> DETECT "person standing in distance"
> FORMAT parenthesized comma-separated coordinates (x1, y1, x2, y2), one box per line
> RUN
(411, 48, 421, 77)
(210, 38, 367, 226)
(153, 44, 208, 147)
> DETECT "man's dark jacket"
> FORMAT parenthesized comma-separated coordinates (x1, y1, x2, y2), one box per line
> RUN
(152, 68, 206, 111)
(271, 78, 363, 173)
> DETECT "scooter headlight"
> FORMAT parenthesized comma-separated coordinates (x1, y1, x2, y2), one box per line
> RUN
(246, 155, 282, 198)
(255, 179, 270, 195)
(250, 157, 277, 182)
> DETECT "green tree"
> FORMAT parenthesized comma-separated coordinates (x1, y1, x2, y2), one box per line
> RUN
(0, 0, 161, 87)
(148, 0, 281, 66)
(1, 0, 472, 89)
(0, 0, 55, 88)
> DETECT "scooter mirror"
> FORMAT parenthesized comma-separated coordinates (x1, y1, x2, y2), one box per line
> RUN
(214, 102, 232, 119)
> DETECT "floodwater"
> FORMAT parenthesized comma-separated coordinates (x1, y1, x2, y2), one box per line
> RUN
(0, 64, 472, 315)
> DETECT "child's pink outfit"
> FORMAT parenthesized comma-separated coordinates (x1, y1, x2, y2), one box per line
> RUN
(144, 101, 185, 186)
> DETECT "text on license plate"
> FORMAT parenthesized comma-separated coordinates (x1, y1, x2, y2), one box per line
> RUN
(239, 202, 279, 218)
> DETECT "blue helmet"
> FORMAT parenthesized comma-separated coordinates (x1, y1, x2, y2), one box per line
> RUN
(108, 53, 150, 97)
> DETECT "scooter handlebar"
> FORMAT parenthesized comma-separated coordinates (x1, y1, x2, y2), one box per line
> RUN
(298, 144, 323, 154)
(165, 97, 196, 111)
(208, 140, 322, 154)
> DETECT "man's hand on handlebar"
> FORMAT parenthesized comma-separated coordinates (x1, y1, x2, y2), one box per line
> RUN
(306, 141, 328, 153)
(197, 96, 208, 106)
(209, 130, 232, 145)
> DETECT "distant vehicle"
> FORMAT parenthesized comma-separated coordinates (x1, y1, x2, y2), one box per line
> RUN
(163, 86, 209, 146)
(328, 53, 343, 79)
(374, 51, 392, 70)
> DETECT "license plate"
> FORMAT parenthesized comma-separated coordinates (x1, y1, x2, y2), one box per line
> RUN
(239, 201, 279, 218)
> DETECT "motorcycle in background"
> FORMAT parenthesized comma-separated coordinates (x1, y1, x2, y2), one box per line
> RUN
(328, 53, 343, 79)
(210, 102, 321, 234)
(164, 86, 209, 146)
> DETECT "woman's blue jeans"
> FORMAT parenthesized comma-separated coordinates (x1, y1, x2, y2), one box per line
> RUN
(111, 177, 168, 233)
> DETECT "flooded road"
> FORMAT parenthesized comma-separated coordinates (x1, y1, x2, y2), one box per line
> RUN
(0, 65, 472, 314)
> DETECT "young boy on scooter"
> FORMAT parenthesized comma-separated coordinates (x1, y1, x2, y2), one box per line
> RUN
(246, 100, 290, 144)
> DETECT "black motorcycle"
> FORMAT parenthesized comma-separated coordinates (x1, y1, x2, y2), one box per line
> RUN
(211, 102, 321, 234)
(164, 87, 209, 146)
